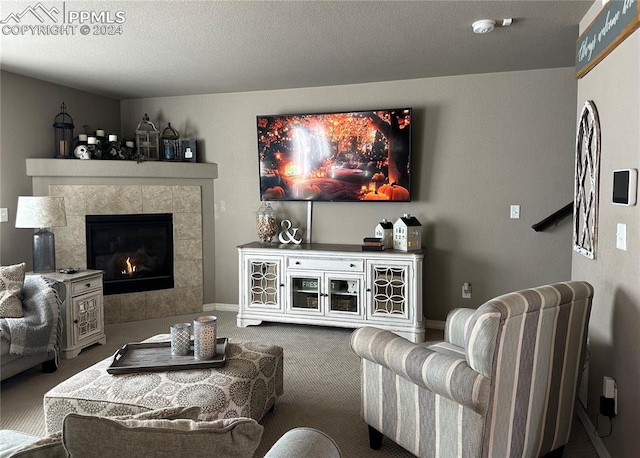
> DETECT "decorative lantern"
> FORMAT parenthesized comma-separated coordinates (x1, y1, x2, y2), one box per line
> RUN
(161, 123, 181, 161)
(256, 203, 277, 243)
(135, 114, 160, 160)
(53, 102, 74, 158)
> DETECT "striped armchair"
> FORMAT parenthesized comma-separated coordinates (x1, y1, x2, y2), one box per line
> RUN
(350, 281, 593, 458)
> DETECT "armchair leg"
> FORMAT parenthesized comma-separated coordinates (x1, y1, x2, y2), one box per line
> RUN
(544, 445, 565, 457)
(368, 425, 383, 450)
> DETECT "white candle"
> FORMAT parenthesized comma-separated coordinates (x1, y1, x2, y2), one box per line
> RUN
(96, 130, 105, 137)
(59, 140, 68, 156)
(87, 136, 97, 145)
(108, 134, 118, 142)
(78, 134, 88, 142)
(125, 141, 134, 148)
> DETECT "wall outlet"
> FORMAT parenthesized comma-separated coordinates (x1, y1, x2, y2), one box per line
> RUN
(510, 205, 520, 219)
(602, 376, 617, 416)
(0, 208, 8, 223)
(462, 282, 472, 299)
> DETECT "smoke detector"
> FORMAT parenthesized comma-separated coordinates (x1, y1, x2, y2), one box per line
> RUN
(472, 19, 496, 34)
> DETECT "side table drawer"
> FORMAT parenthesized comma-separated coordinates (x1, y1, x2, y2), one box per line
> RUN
(71, 276, 103, 296)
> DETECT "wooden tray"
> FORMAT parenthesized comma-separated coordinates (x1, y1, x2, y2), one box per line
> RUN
(107, 338, 228, 374)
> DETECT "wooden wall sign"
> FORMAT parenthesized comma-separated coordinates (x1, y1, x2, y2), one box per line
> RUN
(576, 0, 640, 78)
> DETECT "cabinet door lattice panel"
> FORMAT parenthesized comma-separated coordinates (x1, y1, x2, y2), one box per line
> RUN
(249, 261, 280, 306)
(77, 296, 100, 338)
(372, 266, 407, 316)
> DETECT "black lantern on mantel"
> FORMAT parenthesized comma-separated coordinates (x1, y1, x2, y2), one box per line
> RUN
(53, 102, 74, 158)
(135, 114, 160, 161)
(161, 123, 180, 161)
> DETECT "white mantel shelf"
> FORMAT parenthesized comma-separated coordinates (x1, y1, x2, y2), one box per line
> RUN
(26, 158, 218, 180)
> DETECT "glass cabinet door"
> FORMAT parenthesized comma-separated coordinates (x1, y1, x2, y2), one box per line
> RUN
(327, 277, 360, 315)
(248, 257, 282, 310)
(289, 275, 322, 313)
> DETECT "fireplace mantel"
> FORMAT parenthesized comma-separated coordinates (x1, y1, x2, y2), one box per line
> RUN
(26, 158, 218, 180)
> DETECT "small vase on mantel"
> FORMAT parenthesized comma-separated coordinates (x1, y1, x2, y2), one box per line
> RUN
(256, 203, 277, 243)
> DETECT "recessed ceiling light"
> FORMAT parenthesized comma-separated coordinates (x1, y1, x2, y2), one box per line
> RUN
(472, 19, 496, 34)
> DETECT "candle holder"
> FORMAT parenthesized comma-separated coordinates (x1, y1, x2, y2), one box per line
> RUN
(193, 316, 217, 360)
(170, 323, 191, 356)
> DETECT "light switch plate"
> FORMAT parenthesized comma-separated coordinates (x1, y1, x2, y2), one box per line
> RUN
(616, 223, 627, 251)
(510, 205, 520, 219)
(0, 208, 8, 223)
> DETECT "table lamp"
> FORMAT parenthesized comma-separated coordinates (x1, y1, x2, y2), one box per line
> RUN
(15, 196, 67, 273)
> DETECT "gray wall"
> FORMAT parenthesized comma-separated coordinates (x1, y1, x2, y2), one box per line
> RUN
(0, 71, 120, 267)
(573, 4, 640, 456)
(122, 67, 576, 320)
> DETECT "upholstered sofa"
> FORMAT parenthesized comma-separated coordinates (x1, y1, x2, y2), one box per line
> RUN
(1, 264, 62, 381)
(0, 406, 342, 458)
(351, 281, 593, 458)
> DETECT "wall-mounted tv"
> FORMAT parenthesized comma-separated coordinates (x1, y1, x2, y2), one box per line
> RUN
(257, 108, 412, 201)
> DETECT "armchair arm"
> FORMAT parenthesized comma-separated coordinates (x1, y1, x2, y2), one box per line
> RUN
(351, 327, 490, 415)
(264, 427, 341, 458)
(444, 308, 475, 347)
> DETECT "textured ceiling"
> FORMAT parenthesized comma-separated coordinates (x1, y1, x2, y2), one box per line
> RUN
(0, 1, 592, 100)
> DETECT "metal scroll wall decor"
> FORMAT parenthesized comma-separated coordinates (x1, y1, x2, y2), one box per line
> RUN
(573, 100, 601, 259)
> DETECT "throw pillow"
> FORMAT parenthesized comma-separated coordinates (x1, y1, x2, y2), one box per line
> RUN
(9, 407, 201, 458)
(0, 262, 26, 318)
(63, 415, 264, 458)
(8, 431, 65, 458)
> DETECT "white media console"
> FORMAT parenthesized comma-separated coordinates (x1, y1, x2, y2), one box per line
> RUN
(237, 242, 425, 342)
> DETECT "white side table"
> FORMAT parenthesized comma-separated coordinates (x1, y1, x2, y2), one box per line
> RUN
(34, 270, 106, 359)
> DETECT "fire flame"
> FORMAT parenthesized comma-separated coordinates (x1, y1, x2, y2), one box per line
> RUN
(121, 257, 137, 275)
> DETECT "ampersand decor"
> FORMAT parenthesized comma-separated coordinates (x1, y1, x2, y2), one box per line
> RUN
(278, 219, 303, 245)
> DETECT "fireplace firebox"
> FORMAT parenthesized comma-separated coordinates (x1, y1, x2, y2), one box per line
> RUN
(86, 214, 174, 295)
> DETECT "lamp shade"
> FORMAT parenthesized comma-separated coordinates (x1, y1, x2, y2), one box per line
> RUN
(15, 196, 67, 229)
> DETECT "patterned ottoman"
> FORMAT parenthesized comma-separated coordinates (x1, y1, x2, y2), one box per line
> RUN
(43, 336, 283, 434)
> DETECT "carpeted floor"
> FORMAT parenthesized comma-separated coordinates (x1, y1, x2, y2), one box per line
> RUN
(1, 311, 599, 457)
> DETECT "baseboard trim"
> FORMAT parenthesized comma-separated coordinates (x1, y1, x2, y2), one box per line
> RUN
(203, 306, 446, 329)
(203, 303, 239, 312)
(426, 319, 445, 330)
(576, 405, 610, 458)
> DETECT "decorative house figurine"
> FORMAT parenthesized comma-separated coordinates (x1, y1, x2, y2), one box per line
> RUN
(393, 214, 422, 251)
(135, 114, 160, 160)
(374, 219, 394, 249)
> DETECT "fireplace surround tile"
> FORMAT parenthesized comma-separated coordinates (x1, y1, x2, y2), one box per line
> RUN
(174, 260, 203, 288)
(142, 186, 173, 214)
(116, 186, 143, 214)
(50, 184, 203, 324)
(85, 185, 118, 215)
(173, 213, 202, 240)
(174, 239, 203, 261)
(173, 186, 201, 213)
(50, 185, 86, 215)
(119, 293, 148, 322)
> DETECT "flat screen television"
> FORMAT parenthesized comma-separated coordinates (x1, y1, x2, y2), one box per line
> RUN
(257, 108, 412, 201)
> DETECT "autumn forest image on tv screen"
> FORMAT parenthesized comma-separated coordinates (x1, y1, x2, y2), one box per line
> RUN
(257, 108, 411, 201)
